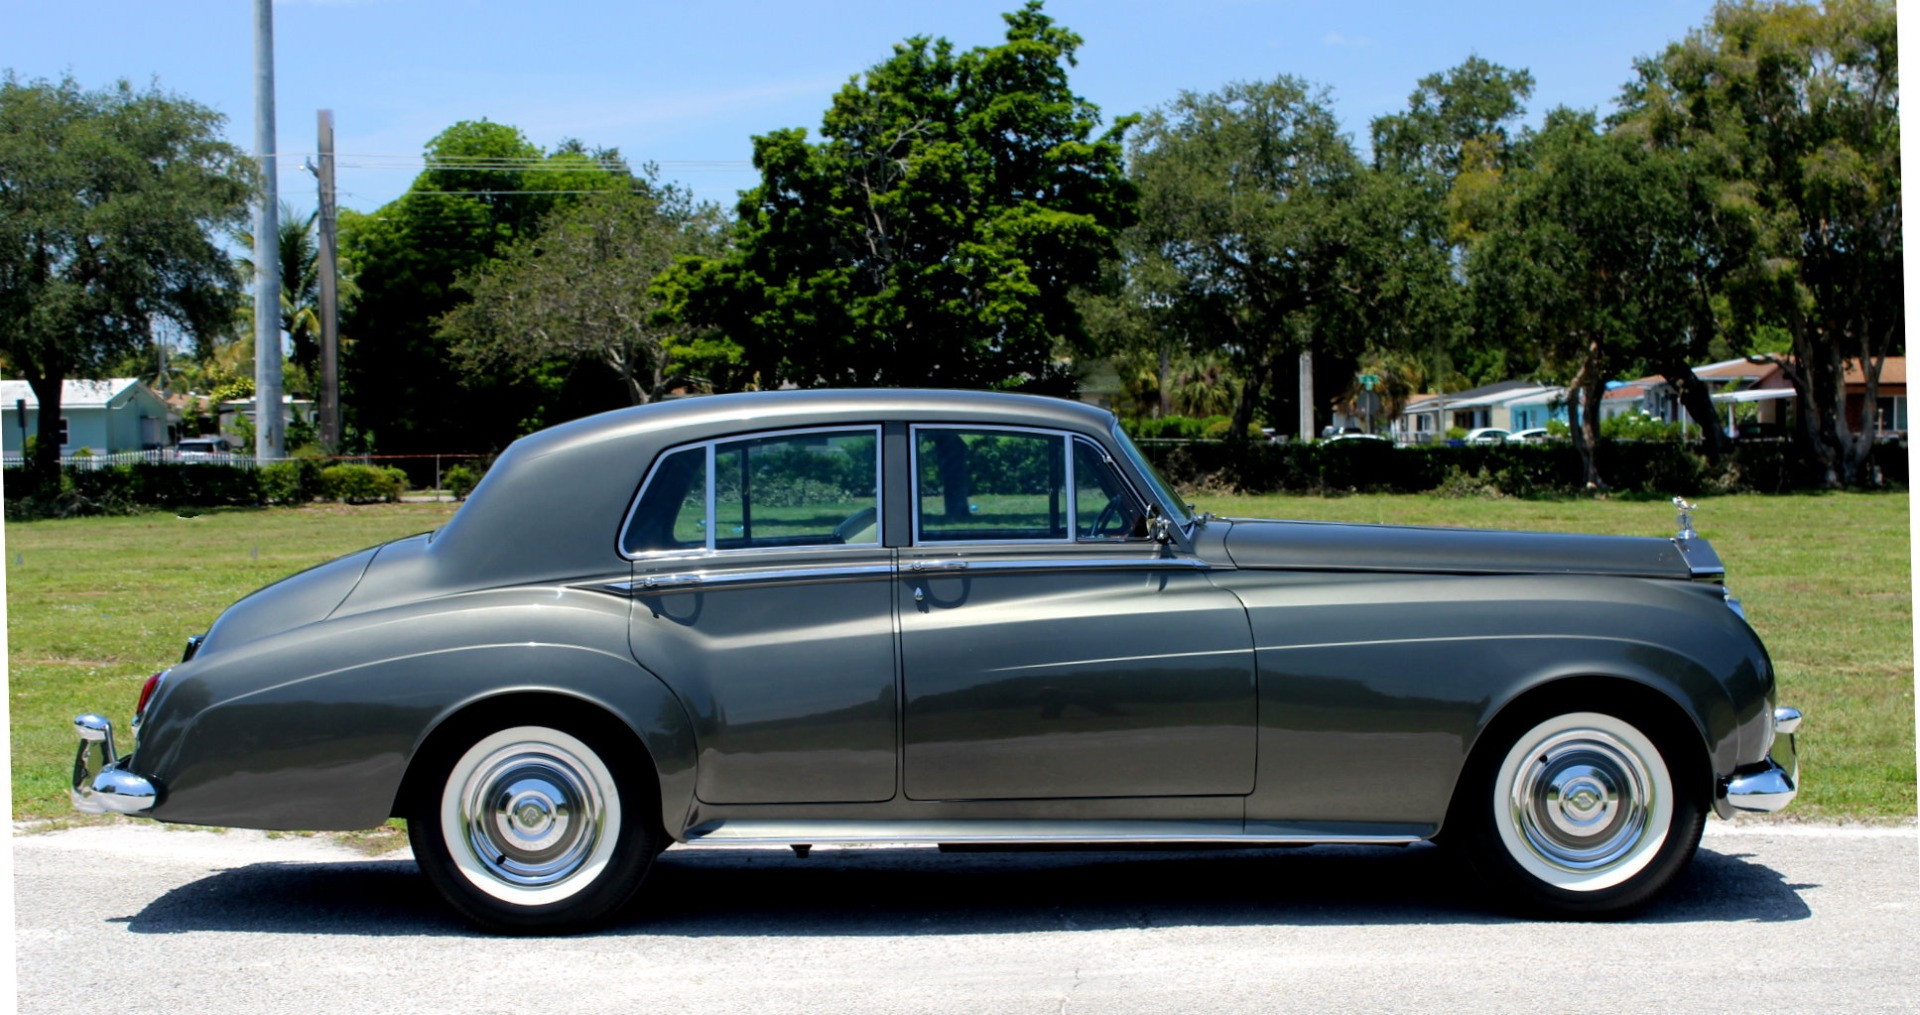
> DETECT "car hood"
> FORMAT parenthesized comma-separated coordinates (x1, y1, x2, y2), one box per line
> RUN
(1219, 518, 1701, 580)
(194, 543, 383, 657)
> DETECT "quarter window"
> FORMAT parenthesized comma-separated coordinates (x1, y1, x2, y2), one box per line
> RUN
(622, 428, 880, 556)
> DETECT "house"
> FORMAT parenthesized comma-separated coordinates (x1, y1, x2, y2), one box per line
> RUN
(217, 393, 316, 444)
(0, 378, 173, 454)
(1395, 381, 1559, 443)
(1700, 356, 1905, 438)
(1847, 357, 1905, 435)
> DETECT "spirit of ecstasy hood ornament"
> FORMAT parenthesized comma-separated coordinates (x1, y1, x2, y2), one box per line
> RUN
(1672, 497, 1698, 540)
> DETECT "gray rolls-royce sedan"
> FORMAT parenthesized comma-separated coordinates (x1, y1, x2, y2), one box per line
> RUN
(71, 389, 1800, 932)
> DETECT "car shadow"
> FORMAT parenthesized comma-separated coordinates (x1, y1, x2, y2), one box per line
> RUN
(117, 842, 1809, 937)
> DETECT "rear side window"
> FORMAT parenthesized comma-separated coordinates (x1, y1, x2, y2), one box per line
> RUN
(622, 428, 880, 556)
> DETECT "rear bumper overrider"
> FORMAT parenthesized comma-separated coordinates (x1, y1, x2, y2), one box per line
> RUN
(71, 713, 158, 816)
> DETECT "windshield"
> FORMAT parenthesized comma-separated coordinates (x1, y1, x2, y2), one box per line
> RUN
(1110, 423, 1194, 526)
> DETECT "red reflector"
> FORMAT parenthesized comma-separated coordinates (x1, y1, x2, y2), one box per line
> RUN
(135, 671, 165, 719)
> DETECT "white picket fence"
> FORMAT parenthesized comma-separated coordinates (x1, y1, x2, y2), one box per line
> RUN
(0, 450, 371, 470)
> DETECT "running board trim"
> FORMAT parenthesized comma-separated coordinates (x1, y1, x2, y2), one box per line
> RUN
(676, 818, 1430, 847)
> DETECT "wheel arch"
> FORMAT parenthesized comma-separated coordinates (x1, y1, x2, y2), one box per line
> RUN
(1447, 674, 1715, 835)
(392, 686, 695, 841)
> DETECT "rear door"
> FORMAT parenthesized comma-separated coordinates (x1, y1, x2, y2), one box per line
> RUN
(622, 426, 898, 804)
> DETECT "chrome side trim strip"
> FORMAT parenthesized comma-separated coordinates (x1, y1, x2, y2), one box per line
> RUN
(935, 556, 1212, 575)
(678, 818, 1424, 847)
(595, 556, 1214, 595)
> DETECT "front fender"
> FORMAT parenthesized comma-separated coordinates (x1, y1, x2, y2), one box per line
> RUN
(1215, 570, 1771, 826)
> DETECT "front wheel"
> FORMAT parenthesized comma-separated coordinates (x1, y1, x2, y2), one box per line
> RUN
(1455, 709, 1705, 918)
(408, 722, 658, 933)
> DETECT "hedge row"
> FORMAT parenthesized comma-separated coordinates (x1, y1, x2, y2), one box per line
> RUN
(4, 462, 410, 519)
(1139, 439, 1910, 497)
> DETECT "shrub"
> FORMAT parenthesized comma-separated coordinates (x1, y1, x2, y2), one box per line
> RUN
(259, 461, 309, 504)
(321, 464, 402, 504)
(444, 463, 482, 500)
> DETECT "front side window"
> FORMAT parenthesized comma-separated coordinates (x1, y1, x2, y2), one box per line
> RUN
(622, 428, 880, 556)
(914, 427, 1148, 544)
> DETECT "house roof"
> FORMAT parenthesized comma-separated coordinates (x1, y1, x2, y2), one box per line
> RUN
(1602, 383, 1653, 402)
(0, 378, 153, 409)
(1694, 358, 1783, 382)
(1402, 380, 1545, 412)
(1844, 356, 1905, 386)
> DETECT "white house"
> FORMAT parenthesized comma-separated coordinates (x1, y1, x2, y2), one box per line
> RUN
(0, 378, 173, 454)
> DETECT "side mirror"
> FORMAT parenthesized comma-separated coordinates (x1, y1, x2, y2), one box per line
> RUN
(1147, 505, 1174, 545)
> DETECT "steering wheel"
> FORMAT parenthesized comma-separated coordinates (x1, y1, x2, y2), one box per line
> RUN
(1089, 496, 1127, 538)
(833, 506, 879, 545)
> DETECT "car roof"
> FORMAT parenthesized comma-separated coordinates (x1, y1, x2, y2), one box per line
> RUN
(427, 389, 1119, 591)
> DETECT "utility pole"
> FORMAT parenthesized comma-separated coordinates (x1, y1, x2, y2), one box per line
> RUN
(251, 0, 283, 459)
(315, 110, 341, 450)
(1297, 350, 1315, 440)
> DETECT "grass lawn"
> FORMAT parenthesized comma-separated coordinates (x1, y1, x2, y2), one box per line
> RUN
(6, 502, 460, 824)
(6, 493, 1912, 825)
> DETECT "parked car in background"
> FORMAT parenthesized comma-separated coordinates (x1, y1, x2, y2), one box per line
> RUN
(1464, 427, 1510, 444)
(1323, 432, 1391, 444)
(71, 390, 1800, 932)
(170, 437, 231, 462)
(1509, 428, 1552, 443)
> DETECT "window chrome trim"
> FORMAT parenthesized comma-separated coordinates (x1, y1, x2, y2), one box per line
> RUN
(617, 424, 884, 562)
(910, 424, 1074, 547)
(593, 561, 896, 596)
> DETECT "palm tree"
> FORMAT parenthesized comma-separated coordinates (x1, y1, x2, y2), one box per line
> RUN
(234, 201, 326, 387)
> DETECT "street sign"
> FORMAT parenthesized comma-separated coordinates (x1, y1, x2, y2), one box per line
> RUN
(1359, 373, 1380, 391)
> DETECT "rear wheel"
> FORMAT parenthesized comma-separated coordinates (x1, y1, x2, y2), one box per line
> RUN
(1457, 708, 1704, 918)
(408, 721, 658, 933)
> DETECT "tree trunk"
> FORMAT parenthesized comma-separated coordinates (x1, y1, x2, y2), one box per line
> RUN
(1659, 362, 1731, 460)
(1564, 342, 1606, 490)
(23, 371, 64, 490)
(1229, 362, 1265, 442)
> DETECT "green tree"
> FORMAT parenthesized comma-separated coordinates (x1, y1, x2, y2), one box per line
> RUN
(1126, 75, 1373, 437)
(0, 75, 253, 479)
(1623, 0, 1900, 487)
(338, 120, 635, 452)
(1368, 57, 1536, 387)
(440, 182, 733, 406)
(1469, 109, 1717, 487)
(660, 2, 1135, 392)
(236, 199, 357, 395)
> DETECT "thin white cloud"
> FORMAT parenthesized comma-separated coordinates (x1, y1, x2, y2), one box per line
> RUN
(1322, 31, 1374, 48)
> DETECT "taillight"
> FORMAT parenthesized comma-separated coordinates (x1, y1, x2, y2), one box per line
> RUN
(133, 669, 167, 731)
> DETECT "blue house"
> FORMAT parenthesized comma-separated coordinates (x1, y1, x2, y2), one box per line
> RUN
(0, 378, 173, 454)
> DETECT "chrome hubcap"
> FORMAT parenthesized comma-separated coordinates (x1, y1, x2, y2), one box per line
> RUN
(460, 746, 604, 888)
(1510, 729, 1654, 872)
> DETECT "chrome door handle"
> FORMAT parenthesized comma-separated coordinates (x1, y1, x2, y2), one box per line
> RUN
(640, 573, 706, 589)
(909, 559, 969, 572)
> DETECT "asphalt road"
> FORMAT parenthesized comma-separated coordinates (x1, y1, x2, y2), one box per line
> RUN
(13, 821, 1917, 1014)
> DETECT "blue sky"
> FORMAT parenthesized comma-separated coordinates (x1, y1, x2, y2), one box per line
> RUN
(7, 0, 1722, 215)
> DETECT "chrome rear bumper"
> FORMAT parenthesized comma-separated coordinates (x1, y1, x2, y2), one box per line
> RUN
(71, 714, 158, 816)
(1717, 706, 1801, 817)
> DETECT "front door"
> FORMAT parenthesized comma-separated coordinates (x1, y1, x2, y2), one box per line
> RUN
(896, 427, 1257, 801)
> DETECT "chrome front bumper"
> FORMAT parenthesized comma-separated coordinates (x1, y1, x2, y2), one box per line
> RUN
(71, 714, 158, 815)
(1717, 706, 1801, 817)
